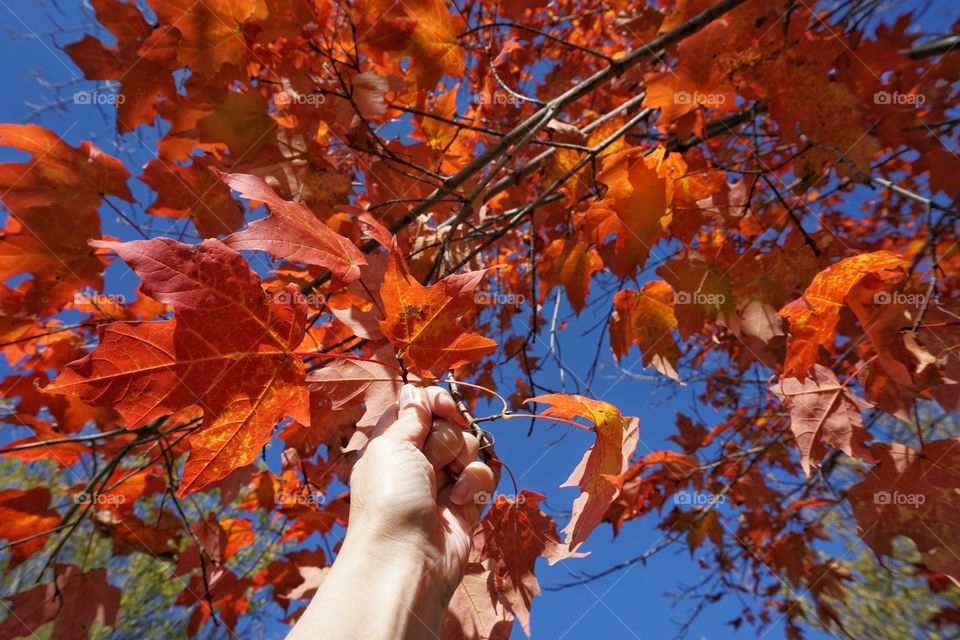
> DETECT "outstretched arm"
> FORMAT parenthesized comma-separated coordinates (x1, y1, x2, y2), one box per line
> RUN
(287, 384, 497, 640)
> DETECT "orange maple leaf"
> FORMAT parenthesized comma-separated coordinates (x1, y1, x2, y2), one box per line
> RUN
(642, 18, 738, 137)
(44, 238, 309, 496)
(848, 438, 960, 585)
(580, 146, 672, 278)
(140, 157, 245, 238)
(149, 0, 269, 78)
(780, 251, 905, 380)
(0, 564, 120, 640)
(378, 249, 497, 378)
(0, 488, 61, 569)
(478, 491, 571, 635)
(64, 0, 177, 132)
(352, 0, 465, 87)
(222, 172, 367, 283)
(537, 238, 603, 315)
(610, 280, 683, 381)
(0, 124, 134, 315)
(527, 394, 639, 552)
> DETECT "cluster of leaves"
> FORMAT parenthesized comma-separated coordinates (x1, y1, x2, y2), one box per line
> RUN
(0, 0, 957, 637)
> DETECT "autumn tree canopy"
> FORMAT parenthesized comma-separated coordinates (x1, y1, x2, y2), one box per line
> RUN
(0, 0, 958, 637)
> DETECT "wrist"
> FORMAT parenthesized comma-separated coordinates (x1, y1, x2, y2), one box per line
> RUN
(338, 529, 450, 636)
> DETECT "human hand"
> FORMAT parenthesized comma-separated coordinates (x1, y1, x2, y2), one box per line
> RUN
(345, 383, 498, 601)
(287, 383, 498, 640)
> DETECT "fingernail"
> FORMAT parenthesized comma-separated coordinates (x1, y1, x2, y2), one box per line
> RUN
(398, 384, 415, 407)
(450, 477, 473, 505)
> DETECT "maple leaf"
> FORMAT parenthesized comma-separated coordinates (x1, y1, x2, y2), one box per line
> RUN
(478, 491, 571, 635)
(0, 487, 61, 569)
(176, 567, 252, 636)
(609, 280, 683, 381)
(1, 0, 958, 635)
(440, 560, 515, 640)
(580, 146, 671, 278)
(351, 71, 390, 118)
(306, 355, 404, 433)
(527, 395, 639, 551)
(254, 547, 329, 607)
(537, 238, 603, 314)
(194, 90, 277, 158)
(148, 0, 269, 78)
(844, 284, 947, 411)
(542, 118, 601, 204)
(848, 438, 960, 584)
(420, 84, 461, 149)
(64, 0, 177, 132)
(780, 251, 905, 380)
(353, 0, 465, 86)
(43, 238, 309, 496)
(0, 124, 133, 315)
(256, 0, 316, 42)
(642, 18, 737, 136)
(0, 564, 120, 640)
(2, 118, 118, 211)
(0, 418, 87, 468)
(770, 364, 874, 476)
(283, 565, 330, 601)
(919, 306, 960, 413)
(95, 509, 183, 559)
(280, 395, 363, 456)
(378, 249, 497, 378)
(84, 467, 166, 517)
(746, 28, 879, 180)
(139, 158, 245, 238)
(656, 248, 737, 339)
(221, 172, 366, 283)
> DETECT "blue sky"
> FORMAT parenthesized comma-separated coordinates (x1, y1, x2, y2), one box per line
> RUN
(0, 0, 956, 638)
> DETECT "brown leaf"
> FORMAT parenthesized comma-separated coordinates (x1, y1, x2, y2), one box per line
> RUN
(770, 363, 873, 476)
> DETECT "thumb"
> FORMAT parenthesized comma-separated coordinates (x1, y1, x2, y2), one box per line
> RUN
(384, 383, 432, 447)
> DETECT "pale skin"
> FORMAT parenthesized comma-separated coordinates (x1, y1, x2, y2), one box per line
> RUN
(287, 383, 498, 640)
